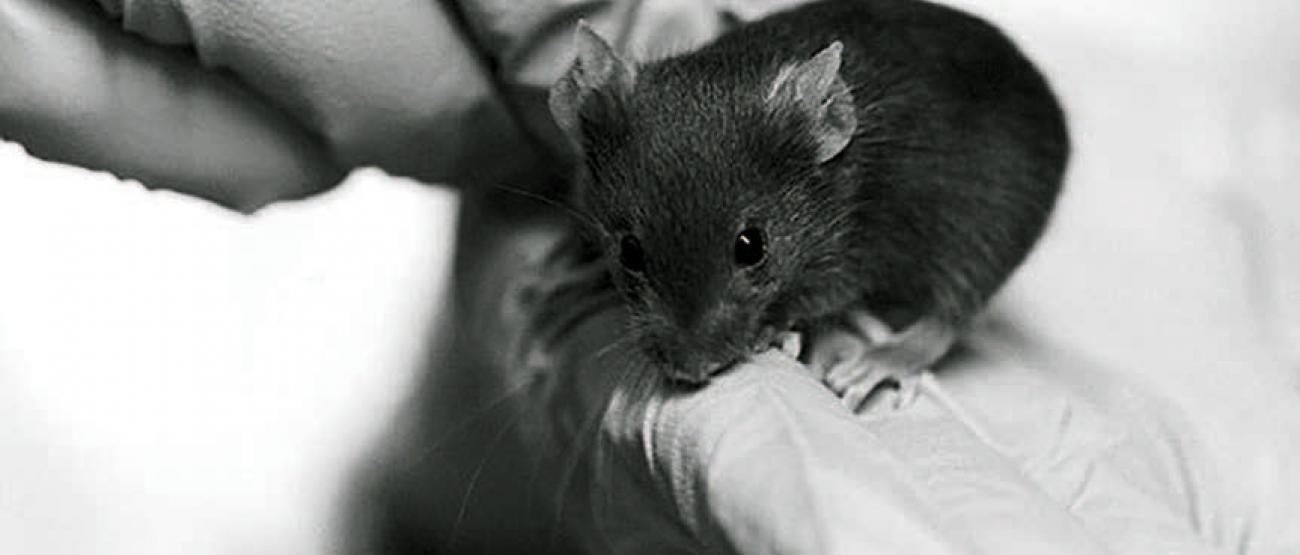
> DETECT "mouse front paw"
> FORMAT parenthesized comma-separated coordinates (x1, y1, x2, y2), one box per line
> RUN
(811, 311, 956, 413)
(824, 360, 920, 412)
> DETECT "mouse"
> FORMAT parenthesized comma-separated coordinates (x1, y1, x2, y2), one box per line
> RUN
(545, 0, 1069, 403)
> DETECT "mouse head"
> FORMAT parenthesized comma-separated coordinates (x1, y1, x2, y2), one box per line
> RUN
(550, 24, 859, 383)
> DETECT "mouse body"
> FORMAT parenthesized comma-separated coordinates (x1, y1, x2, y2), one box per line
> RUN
(548, 0, 1069, 389)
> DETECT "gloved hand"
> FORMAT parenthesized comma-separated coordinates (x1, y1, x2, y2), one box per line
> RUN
(389, 198, 1297, 555)
(465, 222, 1215, 555)
(0, 0, 795, 212)
(0, 0, 541, 211)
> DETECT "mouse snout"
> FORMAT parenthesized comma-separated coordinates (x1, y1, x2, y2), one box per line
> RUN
(645, 334, 743, 385)
(662, 356, 727, 385)
(640, 301, 760, 385)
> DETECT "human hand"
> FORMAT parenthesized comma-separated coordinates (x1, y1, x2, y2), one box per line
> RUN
(0, 0, 807, 213)
(498, 235, 1259, 555)
(0, 0, 543, 212)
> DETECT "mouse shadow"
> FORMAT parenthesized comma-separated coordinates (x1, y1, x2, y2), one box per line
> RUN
(333, 188, 607, 555)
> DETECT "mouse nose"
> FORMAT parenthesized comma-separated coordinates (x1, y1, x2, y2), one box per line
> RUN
(661, 353, 729, 385)
(642, 325, 735, 384)
(663, 361, 711, 384)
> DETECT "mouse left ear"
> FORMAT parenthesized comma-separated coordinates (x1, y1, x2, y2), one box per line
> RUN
(549, 21, 637, 148)
(766, 41, 857, 163)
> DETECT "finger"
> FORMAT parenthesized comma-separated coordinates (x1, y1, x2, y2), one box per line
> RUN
(105, 0, 546, 190)
(0, 0, 344, 212)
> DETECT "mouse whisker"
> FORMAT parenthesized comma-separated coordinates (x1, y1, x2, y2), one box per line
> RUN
(396, 375, 540, 476)
(489, 182, 603, 232)
(519, 332, 630, 551)
(442, 393, 534, 553)
(543, 343, 645, 553)
(590, 351, 661, 542)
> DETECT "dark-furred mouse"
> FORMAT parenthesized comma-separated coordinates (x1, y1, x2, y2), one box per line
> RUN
(547, 0, 1069, 399)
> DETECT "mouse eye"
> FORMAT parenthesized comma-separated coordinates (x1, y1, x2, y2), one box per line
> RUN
(734, 228, 766, 267)
(619, 235, 646, 273)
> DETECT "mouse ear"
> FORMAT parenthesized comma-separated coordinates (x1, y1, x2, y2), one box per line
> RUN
(549, 22, 637, 147)
(766, 41, 857, 163)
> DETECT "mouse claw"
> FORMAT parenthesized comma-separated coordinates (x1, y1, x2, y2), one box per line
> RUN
(829, 363, 922, 413)
(775, 331, 803, 359)
(894, 372, 922, 407)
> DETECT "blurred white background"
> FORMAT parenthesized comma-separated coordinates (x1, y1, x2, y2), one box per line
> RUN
(945, 0, 1300, 357)
(0, 157, 460, 553)
(1, 0, 1297, 553)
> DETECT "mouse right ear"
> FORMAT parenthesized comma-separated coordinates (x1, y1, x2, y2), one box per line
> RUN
(766, 41, 857, 164)
(549, 22, 637, 148)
